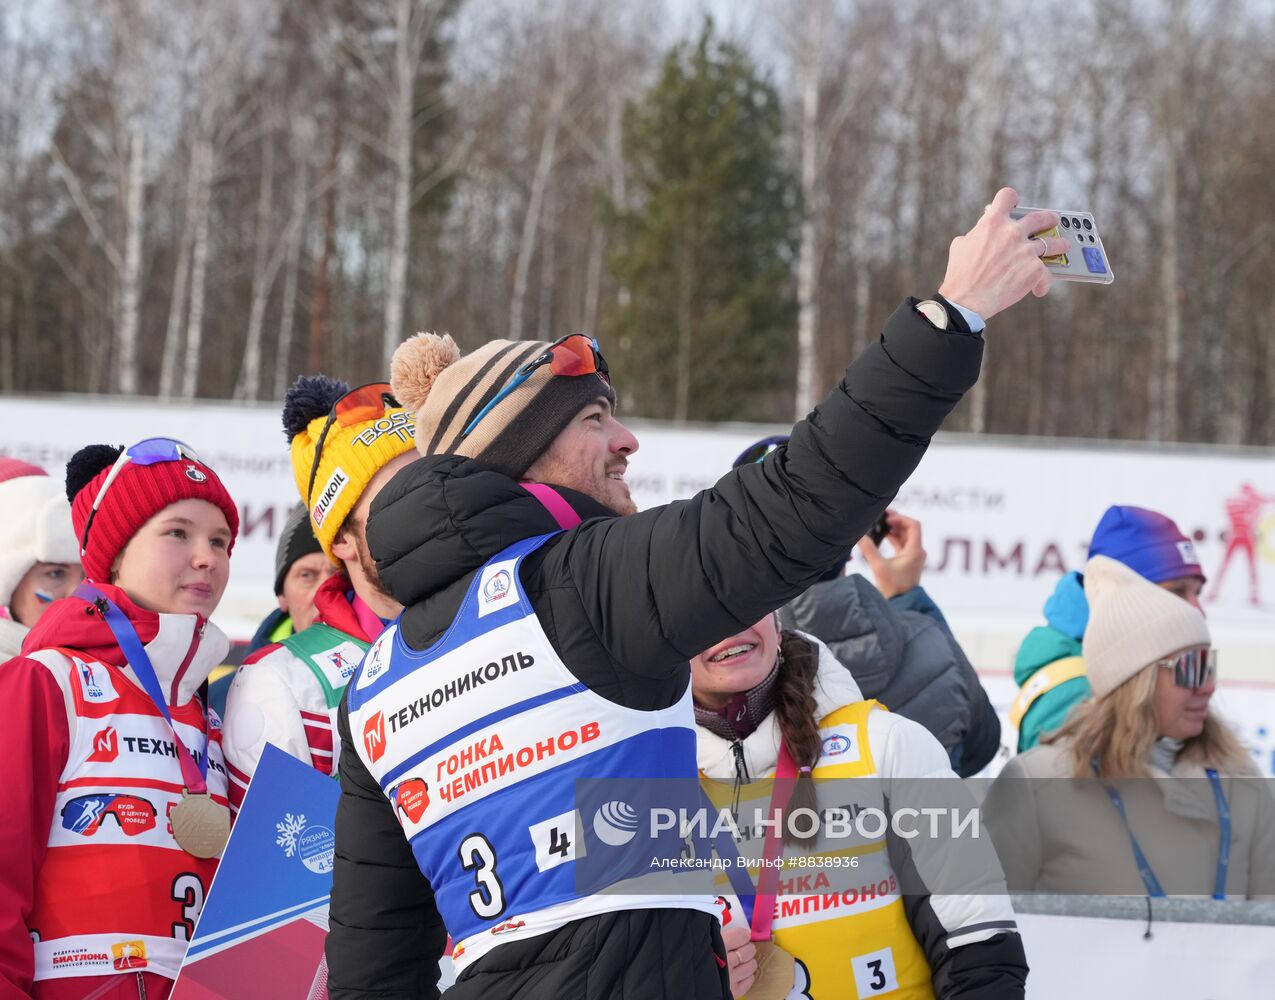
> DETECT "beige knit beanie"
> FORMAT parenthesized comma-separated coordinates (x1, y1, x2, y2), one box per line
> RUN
(1082, 555, 1211, 697)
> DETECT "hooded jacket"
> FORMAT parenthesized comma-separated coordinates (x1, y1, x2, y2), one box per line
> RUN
(696, 634, 1027, 999)
(0, 584, 229, 1000)
(1012, 572, 1090, 751)
(781, 576, 1001, 776)
(327, 299, 988, 1000)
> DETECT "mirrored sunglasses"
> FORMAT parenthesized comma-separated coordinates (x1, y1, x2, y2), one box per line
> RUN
(305, 383, 399, 508)
(461, 335, 608, 441)
(80, 438, 206, 553)
(1158, 647, 1217, 689)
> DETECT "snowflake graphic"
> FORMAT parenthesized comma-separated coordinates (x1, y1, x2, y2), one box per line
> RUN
(276, 812, 307, 857)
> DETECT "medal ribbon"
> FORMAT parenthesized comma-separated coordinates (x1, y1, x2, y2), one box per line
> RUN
(708, 740, 800, 940)
(74, 584, 209, 793)
(748, 741, 799, 941)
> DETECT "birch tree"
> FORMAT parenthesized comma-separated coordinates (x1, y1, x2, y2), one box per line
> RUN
(508, 2, 569, 341)
(780, 0, 885, 418)
(331, 0, 460, 370)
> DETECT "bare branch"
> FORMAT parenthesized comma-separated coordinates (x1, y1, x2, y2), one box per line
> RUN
(48, 141, 123, 273)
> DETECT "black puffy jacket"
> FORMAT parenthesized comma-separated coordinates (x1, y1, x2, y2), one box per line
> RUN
(781, 577, 1002, 776)
(326, 300, 1012, 999)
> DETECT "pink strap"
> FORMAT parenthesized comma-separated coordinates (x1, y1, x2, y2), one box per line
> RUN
(751, 741, 800, 941)
(521, 482, 582, 530)
(350, 592, 387, 643)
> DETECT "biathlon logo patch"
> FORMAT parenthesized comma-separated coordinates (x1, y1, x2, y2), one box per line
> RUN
(357, 630, 393, 689)
(477, 560, 518, 618)
(110, 940, 147, 971)
(312, 467, 349, 528)
(363, 711, 387, 763)
(74, 658, 118, 704)
(820, 724, 861, 763)
(325, 641, 366, 683)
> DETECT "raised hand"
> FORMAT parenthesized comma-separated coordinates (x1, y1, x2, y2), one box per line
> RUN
(938, 187, 1068, 320)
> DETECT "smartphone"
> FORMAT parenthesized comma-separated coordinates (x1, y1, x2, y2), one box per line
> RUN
(1010, 206, 1114, 285)
(868, 513, 890, 547)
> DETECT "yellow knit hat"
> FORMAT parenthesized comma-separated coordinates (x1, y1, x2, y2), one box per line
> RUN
(283, 376, 417, 557)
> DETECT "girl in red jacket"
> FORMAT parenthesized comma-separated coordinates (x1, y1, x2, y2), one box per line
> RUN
(0, 440, 239, 1000)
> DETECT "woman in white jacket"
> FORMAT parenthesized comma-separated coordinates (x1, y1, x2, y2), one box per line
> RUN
(692, 614, 1026, 999)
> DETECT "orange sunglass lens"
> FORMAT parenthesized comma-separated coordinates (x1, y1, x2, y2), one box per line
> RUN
(547, 338, 596, 377)
(335, 384, 392, 425)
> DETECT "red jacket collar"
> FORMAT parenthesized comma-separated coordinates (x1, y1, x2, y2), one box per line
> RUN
(21, 582, 229, 706)
(313, 573, 375, 643)
(24, 582, 161, 666)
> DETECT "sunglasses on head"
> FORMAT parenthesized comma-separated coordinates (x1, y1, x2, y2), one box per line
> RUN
(305, 383, 400, 509)
(460, 335, 609, 441)
(1158, 647, 1217, 689)
(732, 435, 789, 469)
(61, 793, 157, 837)
(81, 438, 206, 554)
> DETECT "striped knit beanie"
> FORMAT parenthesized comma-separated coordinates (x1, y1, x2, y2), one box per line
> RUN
(67, 444, 239, 584)
(390, 334, 616, 479)
(283, 376, 417, 559)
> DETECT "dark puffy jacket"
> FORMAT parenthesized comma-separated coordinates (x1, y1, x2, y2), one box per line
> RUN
(781, 577, 1002, 776)
(327, 300, 1023, 999)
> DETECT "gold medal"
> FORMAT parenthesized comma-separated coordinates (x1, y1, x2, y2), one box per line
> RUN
(169, 791, 230, 859)
(745, 940, 797, 1000)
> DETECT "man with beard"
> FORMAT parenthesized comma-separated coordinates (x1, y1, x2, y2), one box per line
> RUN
(327, 190, 1057, 1000)
(222, 376, 417, 812)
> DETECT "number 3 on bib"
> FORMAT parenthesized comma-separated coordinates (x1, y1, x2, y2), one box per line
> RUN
(458, 833, 506, 919)
(851, 947, 898, 995)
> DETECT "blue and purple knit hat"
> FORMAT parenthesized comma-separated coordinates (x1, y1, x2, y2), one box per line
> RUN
(1088, 505, 1205, 584)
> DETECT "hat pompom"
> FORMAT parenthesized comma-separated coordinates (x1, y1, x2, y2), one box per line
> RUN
(391, 333, 461, 414)
(283, 374, 350, 442)
(66, 445, 123, 503)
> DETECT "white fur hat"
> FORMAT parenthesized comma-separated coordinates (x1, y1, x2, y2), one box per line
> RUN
(0, 461, 80, 610)
(1082, 555, 1211, 697)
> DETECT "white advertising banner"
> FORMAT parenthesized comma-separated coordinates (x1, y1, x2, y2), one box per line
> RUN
(1, 396, 1272, 771)
(1016, 911, 1275, 999)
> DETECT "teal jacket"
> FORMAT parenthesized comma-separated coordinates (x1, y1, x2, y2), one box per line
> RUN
(1013, 571, 1091, 751)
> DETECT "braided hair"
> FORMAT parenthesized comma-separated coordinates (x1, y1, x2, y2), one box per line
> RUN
(774, 630, 824, 846)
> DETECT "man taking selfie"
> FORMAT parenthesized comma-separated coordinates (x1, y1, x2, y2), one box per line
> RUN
(326, 189, 1066, 1000)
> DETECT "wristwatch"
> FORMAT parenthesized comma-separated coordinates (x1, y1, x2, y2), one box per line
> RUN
(915, 299, 950, 329)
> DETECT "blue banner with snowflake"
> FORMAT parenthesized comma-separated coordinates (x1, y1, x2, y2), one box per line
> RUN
(178, 742, 339, 971)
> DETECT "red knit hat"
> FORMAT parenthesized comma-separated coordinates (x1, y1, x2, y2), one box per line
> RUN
(68, 443, 240, 584)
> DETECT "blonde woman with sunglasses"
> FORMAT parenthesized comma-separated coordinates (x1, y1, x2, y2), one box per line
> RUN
(983, 556, 1275, 900)
(0, 440, 239, 1000)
